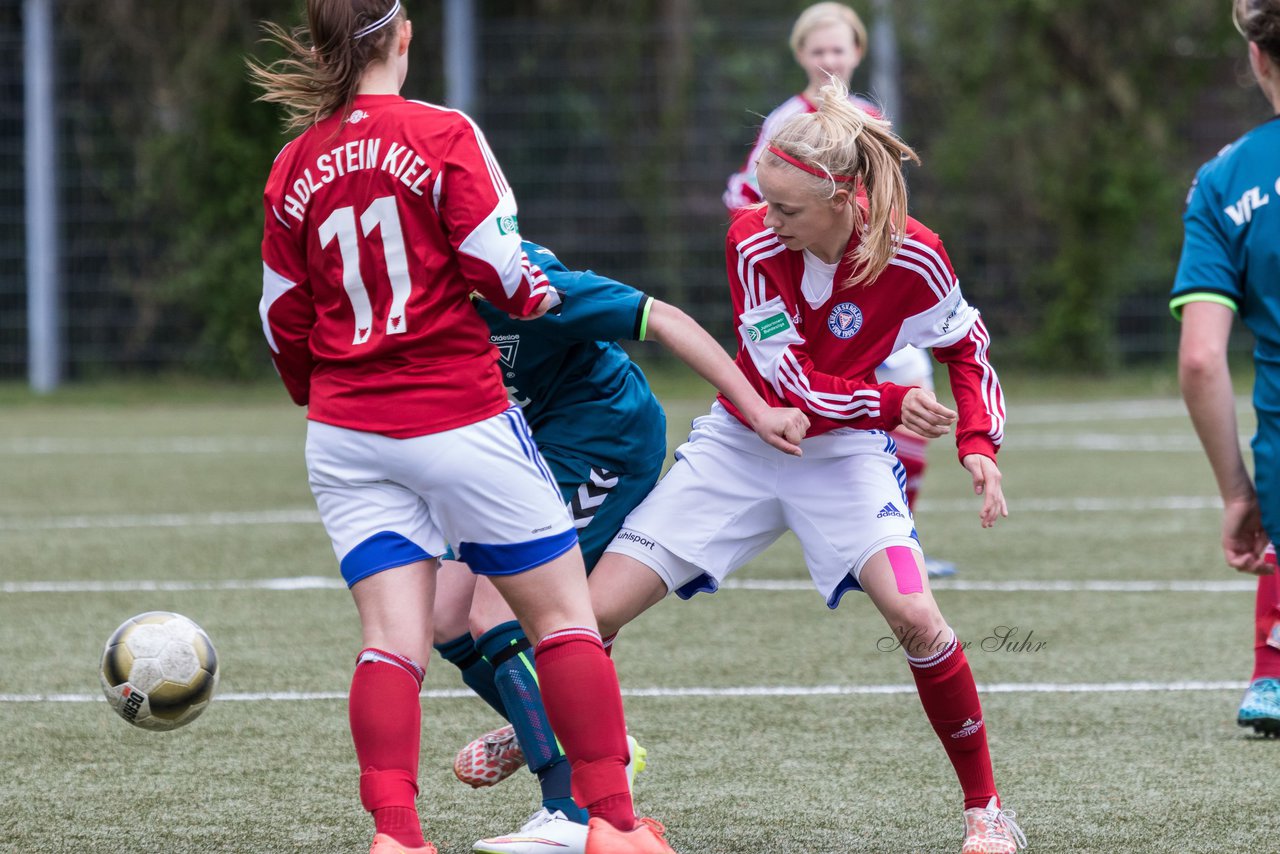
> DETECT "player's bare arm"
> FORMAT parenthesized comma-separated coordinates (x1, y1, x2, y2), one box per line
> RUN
(646, 299, 809, 456)
(1178, 301, 1272, 574)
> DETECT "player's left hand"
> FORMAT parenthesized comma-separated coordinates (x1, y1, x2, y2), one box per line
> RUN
(962, 453, 1007, 528)
(1221, 496, 1272, 575)
(752, 406, 810, 457)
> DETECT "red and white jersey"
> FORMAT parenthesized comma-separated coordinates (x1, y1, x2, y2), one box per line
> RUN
(719, 206, 1005, 462)
(260, 94, 549, 438)
(723, 92, 883, 211)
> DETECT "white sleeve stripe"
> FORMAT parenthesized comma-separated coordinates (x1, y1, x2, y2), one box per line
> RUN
(735, 228, 781, 309)
(888, 256, 948, 301)
(900, 237, 955, 289)
(736, 227, 777, 254)
(888, 243, 959, 303)
(780, 350, 881, 416)
(736, 237, 786, 310)
(896, 243, 956, 296)
(520, 253, 549, 298)
(776, 377, 878, 422)
(970, 321, 1001, 437)
(271, 206, 292, 230)
(782, 367, 882, 402)
(402, 101, 511, 197)
(458, 113, 509, 197)
(966, 320, 1005, 444)
(747, 243, 787, 309)
(779, 365, 880, 419)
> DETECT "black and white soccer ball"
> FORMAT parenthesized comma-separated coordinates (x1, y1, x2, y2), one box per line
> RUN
(99, 611, 219, 731)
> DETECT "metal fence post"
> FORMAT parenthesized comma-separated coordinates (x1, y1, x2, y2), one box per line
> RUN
(869, 0, 901, 126)
(443, 0, 477, 114)
(24, 0, 60, 392)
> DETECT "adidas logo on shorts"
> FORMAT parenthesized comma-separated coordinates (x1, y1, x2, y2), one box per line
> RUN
(877, 502, 904, 519)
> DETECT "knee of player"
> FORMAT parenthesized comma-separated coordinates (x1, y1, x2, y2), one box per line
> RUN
(590, 587, 636, 640)
(883, 598, 947, 646)
(592, 605, 624, 641)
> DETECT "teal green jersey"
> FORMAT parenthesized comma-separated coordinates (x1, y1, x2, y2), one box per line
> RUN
(1171, 116, 1280, 359)
(1172, 115, 1280, 539)
(474, 242, 666, 475)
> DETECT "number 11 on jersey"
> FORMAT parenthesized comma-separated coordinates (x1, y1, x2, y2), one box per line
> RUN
(318, 195, 413, 345)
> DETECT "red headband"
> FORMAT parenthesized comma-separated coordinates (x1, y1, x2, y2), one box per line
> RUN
(766, 145, 855, 183)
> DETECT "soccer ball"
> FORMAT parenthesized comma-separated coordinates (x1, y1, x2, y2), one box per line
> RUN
(99, 611, 219, 731)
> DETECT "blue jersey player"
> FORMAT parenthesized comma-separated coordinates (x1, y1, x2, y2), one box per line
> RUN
(431, 242, 809, 854)
(1173, 0, 1280, 736)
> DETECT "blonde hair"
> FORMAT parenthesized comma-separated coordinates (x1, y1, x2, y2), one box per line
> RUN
(763, 77, 919, 289)
(789, 2, 868, 57)
(247, 0, 406, 133)
(1234, 0, 1280, 64)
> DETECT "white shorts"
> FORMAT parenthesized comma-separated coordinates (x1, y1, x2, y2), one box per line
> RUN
(876, 345, 933, 390)
(306, 408, 576, 587)
(604, 404, 921, 608)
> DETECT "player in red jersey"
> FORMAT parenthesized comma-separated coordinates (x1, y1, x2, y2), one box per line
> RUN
(249, 3, 676, 852)
(723, 2, 954, 576)
(722, 2, 878, 210)
(591, 78, 1025, 854)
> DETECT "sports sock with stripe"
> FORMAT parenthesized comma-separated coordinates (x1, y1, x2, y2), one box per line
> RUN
(534, 627, 634, 831)
(350, 648, 428, 848)
(434, 632, 509, 719)
(477, 621, 585, 823)
(906, 631, 999, 810)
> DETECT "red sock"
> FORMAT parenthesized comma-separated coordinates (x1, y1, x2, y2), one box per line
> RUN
(350, 649, 427, 848)
(907, 634, 998, 810)
(893, 432, 928, 511)
(1253, 550, 1280, 681)
(535, 628, 634, 831)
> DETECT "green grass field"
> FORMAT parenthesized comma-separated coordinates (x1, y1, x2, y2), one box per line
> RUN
(1, 369, 1275, 853)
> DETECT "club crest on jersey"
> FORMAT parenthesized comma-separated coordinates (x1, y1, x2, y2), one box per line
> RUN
(496, 214, 519, 235)
(347, 109, 369, 124)
(827, 302, 863, 339)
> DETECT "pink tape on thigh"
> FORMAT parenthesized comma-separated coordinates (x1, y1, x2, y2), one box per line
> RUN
(887, 545, 923, 595)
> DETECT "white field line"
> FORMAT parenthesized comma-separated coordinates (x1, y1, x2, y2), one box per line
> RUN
(1006, 432, 1247, 452)
(0, 576, 345, 593)
(0, 432, 1232, 456)
(1013, 397, 1247, 424)
(0, 576, 1255, 594)
(0, 398, 1245, 458)
(0, 495, 1226, 533)
(0, 509, 321, 531)
(0, 438, 297, 455)
(922, 495, 1222, 513)
(0, 679, 1249, 704)
(723, 578, 1256, 593)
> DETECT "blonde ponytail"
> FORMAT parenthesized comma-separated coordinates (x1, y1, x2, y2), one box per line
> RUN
(764, 77, 920, 288)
